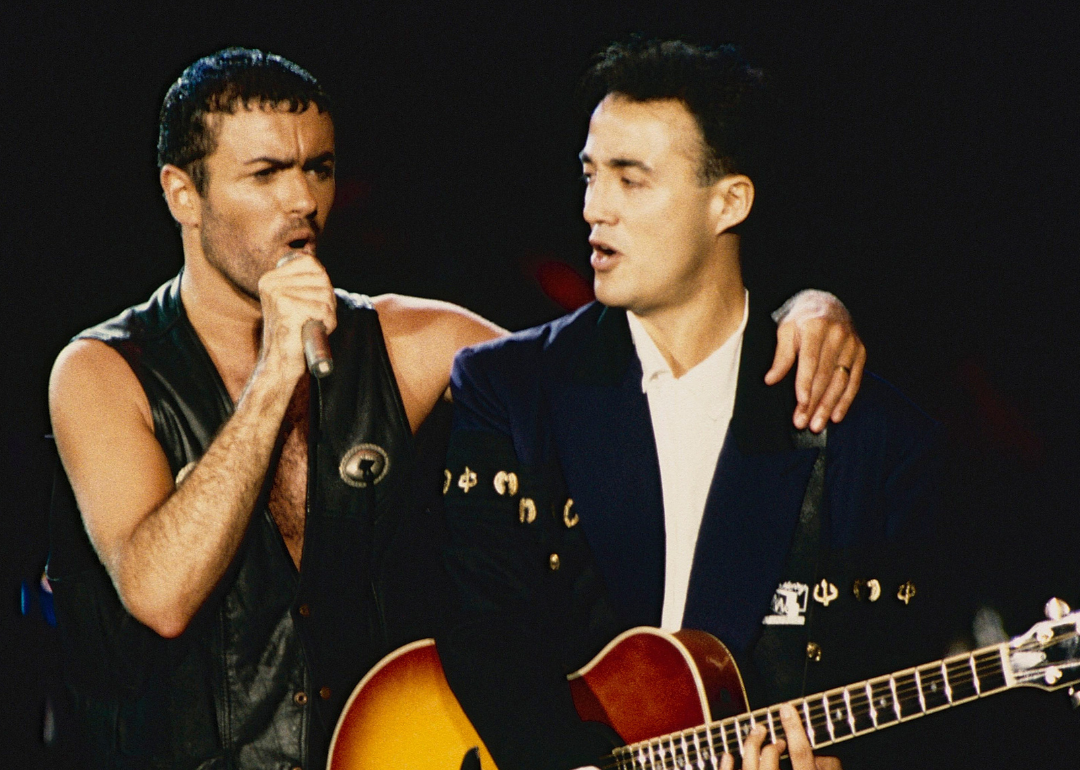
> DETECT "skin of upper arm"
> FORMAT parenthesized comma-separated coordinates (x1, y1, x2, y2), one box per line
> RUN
(49, 339, 177, 579)
(372, 294, 505, 431)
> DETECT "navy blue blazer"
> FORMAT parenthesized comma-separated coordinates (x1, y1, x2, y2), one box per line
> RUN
(438, 298, 943, 770)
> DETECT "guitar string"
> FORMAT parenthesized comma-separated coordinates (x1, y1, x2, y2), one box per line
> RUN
(601, 633, 1080, 770)
(601, 649, 1021, 769)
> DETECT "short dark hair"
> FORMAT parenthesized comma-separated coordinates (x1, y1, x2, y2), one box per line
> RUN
(157, 47, 332, 194)
(580, 37, 765, 183)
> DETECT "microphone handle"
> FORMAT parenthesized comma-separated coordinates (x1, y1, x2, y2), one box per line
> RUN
(302, 319, 333, 378)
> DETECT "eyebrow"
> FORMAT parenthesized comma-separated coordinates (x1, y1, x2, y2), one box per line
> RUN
(578, 151, 651, 173)
(244, 151, 336, 168)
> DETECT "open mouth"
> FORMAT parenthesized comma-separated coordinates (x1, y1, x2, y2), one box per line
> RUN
(286, 236, 316, 255)
(590, 240, 620, 270)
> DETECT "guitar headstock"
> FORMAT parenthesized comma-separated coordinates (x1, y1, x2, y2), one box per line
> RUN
(1006, 599, 1080, 695)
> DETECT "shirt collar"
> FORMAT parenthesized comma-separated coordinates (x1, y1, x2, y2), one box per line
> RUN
(627, 291, 749, 418)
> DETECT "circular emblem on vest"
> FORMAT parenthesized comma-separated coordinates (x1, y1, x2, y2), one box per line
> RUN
(339, 443, 390, 487)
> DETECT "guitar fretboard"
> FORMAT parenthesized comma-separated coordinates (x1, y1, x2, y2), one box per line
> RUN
(604, 644, 1010, 770)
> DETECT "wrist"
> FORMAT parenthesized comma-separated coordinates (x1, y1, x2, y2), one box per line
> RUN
(772, 289, 847, 324)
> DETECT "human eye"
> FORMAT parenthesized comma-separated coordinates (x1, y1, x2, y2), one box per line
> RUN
(253, 166, 277, 180)
(580, 169, 594, 184)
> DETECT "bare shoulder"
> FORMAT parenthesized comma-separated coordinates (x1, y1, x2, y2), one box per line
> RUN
(49, 337, 174, 558)
(370, 294, 506, 431)
(372, 293, 505, 350)
(50, 338, 152, 431)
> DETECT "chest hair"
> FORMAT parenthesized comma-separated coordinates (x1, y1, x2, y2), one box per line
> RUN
(267, 380, 309, 569)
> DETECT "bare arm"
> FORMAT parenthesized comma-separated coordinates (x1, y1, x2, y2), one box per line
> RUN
(374, 293, 505, 433)
(49, 256, 335, 638)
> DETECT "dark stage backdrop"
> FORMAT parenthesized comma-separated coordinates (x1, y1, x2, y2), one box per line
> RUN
(3, 2, 1079, 766)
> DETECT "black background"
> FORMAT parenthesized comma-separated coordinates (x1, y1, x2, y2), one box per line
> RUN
(3, 1, 1079, 766)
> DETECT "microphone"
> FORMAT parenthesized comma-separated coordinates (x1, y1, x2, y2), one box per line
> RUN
(302, 319, 334, 378)
(275, 252, 334, 378)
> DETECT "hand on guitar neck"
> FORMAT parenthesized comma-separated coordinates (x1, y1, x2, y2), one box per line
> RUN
(571, 704, 840, 770)
(332, 599, 1080, 770)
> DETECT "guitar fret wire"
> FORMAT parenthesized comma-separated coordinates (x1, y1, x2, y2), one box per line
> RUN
(767, 708, 777, 745)
(889, 675, 901, 719)
(865, 681, 878, 727)
(822, 693, 836, 741)
(914, 669, 927, 712)
(706, 721, 719, 766)
(969, 654, 981, 695)
(802, 700, 816, 747)
(844, 688, 856, 734)
(999, 644, 1017, 688)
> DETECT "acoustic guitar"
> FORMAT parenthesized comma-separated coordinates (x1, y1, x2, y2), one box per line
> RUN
(328, 600, 1080, 769)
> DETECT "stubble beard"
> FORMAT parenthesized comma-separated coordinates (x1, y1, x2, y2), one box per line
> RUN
(198, 200, 272, 302)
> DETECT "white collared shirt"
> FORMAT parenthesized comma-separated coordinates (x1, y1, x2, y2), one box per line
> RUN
(627, 293, 748, 630)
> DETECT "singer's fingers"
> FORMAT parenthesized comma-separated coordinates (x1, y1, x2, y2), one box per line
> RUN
(267, 295, 337, 336)
(258, 264, 337, 334)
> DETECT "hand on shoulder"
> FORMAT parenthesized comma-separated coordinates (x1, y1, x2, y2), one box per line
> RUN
(765, 289, 866, 433)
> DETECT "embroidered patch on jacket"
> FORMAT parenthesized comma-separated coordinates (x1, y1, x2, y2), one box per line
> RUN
(339, 443, 390, 487)
(762, 581, 809, 626)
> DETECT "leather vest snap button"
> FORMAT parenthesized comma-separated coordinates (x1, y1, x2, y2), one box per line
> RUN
(294, 691, 308, 705)
(298, 603, 311, 617)
(319, 686, 331, 700)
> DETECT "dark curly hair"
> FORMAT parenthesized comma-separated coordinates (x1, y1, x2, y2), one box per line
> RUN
(580, 37, 765, 183)
(157, 48, 332, 194)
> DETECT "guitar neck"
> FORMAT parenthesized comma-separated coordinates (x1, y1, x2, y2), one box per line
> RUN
(604, 643, 1012, 769)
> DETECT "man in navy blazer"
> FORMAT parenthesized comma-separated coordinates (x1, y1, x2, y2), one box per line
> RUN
(439, 39, 941, 770)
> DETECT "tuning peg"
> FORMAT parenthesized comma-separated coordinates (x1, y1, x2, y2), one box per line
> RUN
(1069, 686, 1080, 709)
(1044, 598, 1071, 620)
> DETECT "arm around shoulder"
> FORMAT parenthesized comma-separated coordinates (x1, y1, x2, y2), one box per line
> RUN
(373, 294, 505, 431)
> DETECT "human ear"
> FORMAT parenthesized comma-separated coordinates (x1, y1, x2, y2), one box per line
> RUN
(710, 174, 755, 235)
(160, 164, 201, 228)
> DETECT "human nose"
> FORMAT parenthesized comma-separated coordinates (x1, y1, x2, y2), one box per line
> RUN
(582, 177, 615, 226)
(283, 168, 319, 219)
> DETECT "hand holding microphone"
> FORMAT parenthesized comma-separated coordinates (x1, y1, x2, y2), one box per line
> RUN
(273, 253, 334, 379)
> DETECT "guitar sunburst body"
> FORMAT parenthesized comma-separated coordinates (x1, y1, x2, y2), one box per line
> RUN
(328, 628, 748, 770)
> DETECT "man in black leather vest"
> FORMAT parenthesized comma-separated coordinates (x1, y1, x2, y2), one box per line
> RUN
(47, 48, 866, 768)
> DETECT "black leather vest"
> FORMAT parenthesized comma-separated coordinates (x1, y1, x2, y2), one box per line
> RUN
(49, 274, 449, 769)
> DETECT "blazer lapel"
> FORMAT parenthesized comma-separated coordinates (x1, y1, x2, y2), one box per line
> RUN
(682, 302, 820, 654)
(549, 307, 666, 628)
